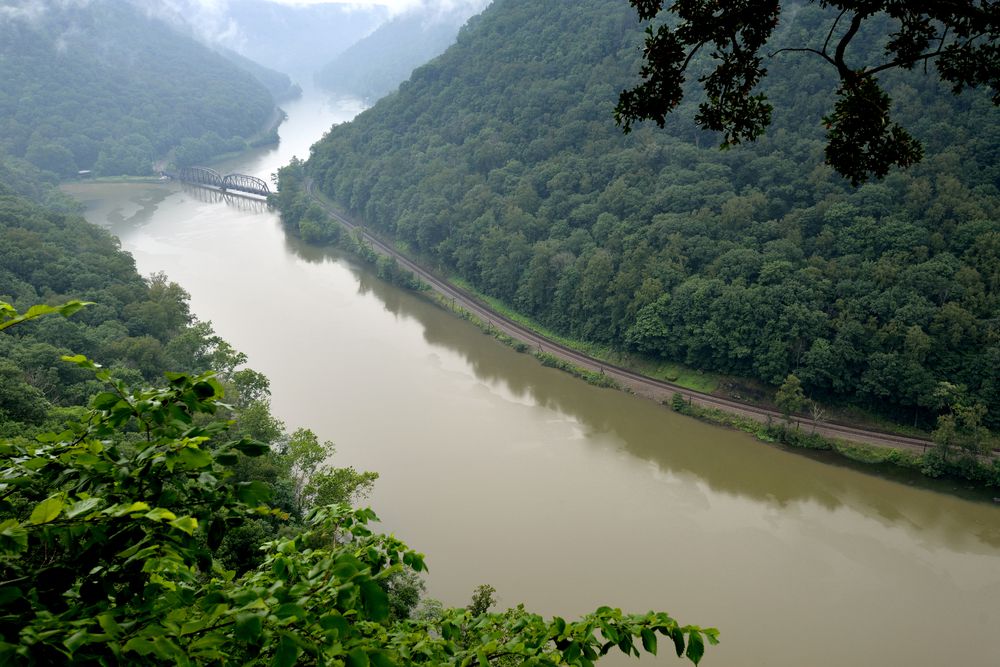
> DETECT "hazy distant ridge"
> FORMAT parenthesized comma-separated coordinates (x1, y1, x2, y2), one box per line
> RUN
(315, 2, 486, 101)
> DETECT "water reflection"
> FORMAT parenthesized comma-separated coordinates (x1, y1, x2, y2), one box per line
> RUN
(276, 223, 1000, 552)
(178, 184, 271, 213)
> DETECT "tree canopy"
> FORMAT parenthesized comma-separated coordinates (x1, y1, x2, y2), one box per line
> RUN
(615, 0, 1000, 184)
(0, 0, 275, 177)
(295, 0, 1000, 431)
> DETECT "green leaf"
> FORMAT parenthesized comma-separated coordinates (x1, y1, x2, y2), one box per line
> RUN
(319, 612, 348, 636)
(65, 497, 103, 519)
(669, 626, 685, 657)
(29, 495, 64, 524)
(236, 480, 272, 506)
(193, 380, 217, 399)
(0, 301, 91, 331)
(275, 603, 306, 620)
(272, 635, 300, 667)
(21, 457, 49, 470)
(0, 586, 23, 605)
(235, 613, 262, 642)
(686, 630, 705, 665)
(123, 637, 158, 656)
(97, 613, 122, 638)
(56, 300, 93, 318)
(232, 439, 269, 457)
(177, 446, 213, 469)
(361, 579, 389, 621)
(61, 354, 99, 369)
(64, 630, 89, 652)
(0, 520, 27, 554)
(92, 392, 123, 411)
(216, 453, 238, 466)
(145, 507, 177, 522)
(169, 516, 198, 535)
(347, 648, 370, 667)
(370, 652, 396, 667)
(641, 628, 657, 655)
(112, 501, 150, 516)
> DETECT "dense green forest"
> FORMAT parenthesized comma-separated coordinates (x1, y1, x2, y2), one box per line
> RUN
(294, 0, 1000, 430)
(0, 0, 275, 177)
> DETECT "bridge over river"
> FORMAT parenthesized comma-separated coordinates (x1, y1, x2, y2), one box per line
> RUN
(174, 166, 271, 198)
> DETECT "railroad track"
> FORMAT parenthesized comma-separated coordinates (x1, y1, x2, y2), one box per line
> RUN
(305, 180, 935, 453)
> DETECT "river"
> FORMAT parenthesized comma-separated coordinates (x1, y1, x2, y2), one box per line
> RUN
(63, 90, 1000, 666)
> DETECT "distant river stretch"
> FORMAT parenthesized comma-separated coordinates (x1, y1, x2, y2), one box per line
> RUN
(64, 89, 1000, 667)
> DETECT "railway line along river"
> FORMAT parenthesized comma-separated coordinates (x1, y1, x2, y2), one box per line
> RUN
(64, 89, 1000, 666)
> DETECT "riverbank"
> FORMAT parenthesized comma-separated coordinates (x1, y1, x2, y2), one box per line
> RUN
(292, 178, 1000, 490)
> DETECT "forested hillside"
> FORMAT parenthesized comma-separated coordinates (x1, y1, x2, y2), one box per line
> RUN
(0, 0, 274, 177)
(217, 47, 302, 102)
(300, 0, 1000, 429)
(0, 184, 244, 434)
(315, 3, 483, 101)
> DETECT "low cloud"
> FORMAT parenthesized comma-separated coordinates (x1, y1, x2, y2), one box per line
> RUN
(131, 0, 245, 50)
(0, 0, 93, 24)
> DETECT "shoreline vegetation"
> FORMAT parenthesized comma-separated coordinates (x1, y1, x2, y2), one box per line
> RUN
(436, 288, 998, 498)
(269, 170, 1000, 496)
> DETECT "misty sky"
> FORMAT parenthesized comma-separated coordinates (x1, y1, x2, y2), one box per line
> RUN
(270, 0, 482, 16)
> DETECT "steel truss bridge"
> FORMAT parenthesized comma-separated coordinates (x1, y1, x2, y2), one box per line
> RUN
(177, 166, 271, 198)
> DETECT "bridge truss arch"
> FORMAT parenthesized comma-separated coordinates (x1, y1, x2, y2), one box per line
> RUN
(222, 173, 270, 197)
(179, 166, 224, 189)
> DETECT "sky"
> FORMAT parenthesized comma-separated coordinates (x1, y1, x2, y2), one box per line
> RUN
(269, 0, 481, 16)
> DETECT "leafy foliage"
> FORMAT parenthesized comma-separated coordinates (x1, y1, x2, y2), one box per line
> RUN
(467, 584, 498, 616)
(0, 189, 250, 433)
(0, 300, 92, 332)
(616, 0, 779, 148)
(616, 0, 1000, 184)
(0, 351, 716, 664)
(281, 427, 378, 518)
(775, 373, 807, 419)
(822, 75, 924, 184)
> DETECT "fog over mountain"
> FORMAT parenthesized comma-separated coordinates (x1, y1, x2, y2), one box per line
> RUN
(315, 0, 489, 101)
(1, 0, 491, 81)
(122, 0, 385, 78)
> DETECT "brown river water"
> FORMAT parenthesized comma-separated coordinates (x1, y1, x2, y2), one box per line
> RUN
(63, 90, 1000, 666)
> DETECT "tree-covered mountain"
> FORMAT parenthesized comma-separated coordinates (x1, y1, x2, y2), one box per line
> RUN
(297, 0, 1000, 429)
(0, 0, 276, 177)
(216, 46, 302, 102)
(315, 1, 487, 101)
(0, 183, 241, 432)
